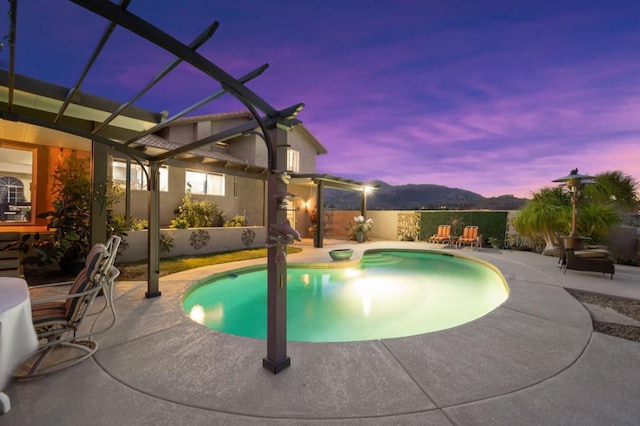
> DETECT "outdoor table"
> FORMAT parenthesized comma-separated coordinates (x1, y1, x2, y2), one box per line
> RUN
(0, 277, 38, 414)
(560, 235, 591, 250)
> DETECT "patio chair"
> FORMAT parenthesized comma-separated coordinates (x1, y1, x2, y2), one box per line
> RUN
(457, 226, 480, 249)
(428, 225, 451, 246)
(15, 235, 121, 378)
(557, 236, 615, 279)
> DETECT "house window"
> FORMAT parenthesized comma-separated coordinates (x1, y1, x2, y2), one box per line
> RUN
(0, 146, 34, 223)
(287, 148, 300, 173)
(233, 176, 238, 198)
(185, 170, 225, 196)
(112, 160, 168, 191)
(0, 176, 24, 204)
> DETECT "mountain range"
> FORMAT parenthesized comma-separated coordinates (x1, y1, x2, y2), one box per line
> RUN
(323, 180, 529, 210)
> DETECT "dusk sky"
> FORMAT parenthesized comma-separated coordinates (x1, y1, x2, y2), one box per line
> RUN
(3, 1, 640, 198)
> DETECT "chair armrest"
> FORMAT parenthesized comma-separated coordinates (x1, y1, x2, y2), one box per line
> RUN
(29, 280, 74, 289)
(30, 281, 108, 305)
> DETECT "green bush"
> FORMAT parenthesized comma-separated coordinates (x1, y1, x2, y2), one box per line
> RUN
(224, 215, 248, 227)
(174, 190, 225, 228)
(420, 211, 508, 247)
(170, 218, 189, 229)
(132, 218, 148, 230)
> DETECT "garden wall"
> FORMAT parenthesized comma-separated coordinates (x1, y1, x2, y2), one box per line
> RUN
(117, 226, 266, 263)
(322, 210, 510, 246)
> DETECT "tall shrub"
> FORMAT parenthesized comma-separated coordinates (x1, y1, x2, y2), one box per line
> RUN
(174, 190, 225, 228)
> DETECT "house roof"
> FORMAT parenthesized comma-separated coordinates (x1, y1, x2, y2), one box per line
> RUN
(172, 111, 328, 156)
(135, 133, 266, 174)
(291, 173, 374, 192)
(0, 71, 163, 152)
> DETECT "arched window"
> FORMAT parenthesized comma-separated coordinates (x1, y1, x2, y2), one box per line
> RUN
(0, 176, 25, 204)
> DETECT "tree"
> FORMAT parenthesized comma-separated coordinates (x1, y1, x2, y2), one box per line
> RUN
(514, 187, 570, 255)
(582, 170, 639, 212)
(514, 170, 638, 255)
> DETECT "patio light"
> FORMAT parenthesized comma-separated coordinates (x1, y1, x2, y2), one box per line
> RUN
(552, 168, 596, 245)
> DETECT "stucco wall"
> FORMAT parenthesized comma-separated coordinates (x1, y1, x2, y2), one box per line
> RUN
(320, 210, 402, 240)
(112, 166, 266, 227)
(117, 226, 267, 263)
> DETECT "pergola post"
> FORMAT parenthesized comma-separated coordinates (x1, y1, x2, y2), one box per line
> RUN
(316, 180, 325, 248)
(90, 140, 109, 246)
(360, 186, 367, 217)
(146, 160, 161, 298)
(263, 125, 291, 373)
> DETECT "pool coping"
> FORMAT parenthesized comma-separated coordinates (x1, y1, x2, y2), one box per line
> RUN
(4, 241, 640, 424)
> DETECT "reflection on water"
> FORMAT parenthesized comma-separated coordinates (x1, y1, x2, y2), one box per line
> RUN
(189, 305, 205, 324)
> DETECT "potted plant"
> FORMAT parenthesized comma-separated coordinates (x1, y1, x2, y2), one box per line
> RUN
(41, 155, 92, 273)
(8, 155, 91, 274)
(349, 215, 373, 243)
(309, 209, 319, 246)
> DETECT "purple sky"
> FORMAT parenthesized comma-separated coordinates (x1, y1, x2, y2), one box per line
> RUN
(3, 1, 640, 198)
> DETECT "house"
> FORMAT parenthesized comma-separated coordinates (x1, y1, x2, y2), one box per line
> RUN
(110, 111, 328, 227)
(0, 73, 369, 248)
(0, 72, 331, 228)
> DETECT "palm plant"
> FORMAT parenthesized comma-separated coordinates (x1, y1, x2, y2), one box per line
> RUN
(514, 187, 570, 254)
(514, 170, 638, 255)
(582, 170, 639, 211)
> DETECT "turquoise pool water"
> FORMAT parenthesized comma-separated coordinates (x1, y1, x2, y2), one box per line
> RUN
(182, 250, 509, 342)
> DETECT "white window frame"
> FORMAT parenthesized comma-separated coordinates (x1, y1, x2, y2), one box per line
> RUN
(287, 148, 300, 173)
(112, 160, 168, 192)
(185, 170, 225, 196)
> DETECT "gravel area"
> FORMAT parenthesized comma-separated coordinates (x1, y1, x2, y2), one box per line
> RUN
(566, 288, 640, 342)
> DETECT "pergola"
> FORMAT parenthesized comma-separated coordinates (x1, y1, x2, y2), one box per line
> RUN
(291, 174, 374, 247)
(0, 0, 303, 373)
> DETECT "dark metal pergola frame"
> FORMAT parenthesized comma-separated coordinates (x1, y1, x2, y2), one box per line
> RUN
(0, 0, 300, 373)
(291, 174, 374, 247)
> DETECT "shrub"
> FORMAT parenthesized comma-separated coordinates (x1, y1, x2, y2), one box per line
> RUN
(224, 215, 248, 227)
(174, 190, 225, 228)
(170, 218, 189, 229)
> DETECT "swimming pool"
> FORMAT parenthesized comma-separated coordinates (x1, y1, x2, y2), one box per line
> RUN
(182, 250, 509, 342)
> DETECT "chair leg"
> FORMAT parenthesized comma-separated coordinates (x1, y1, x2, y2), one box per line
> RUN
(14, 339, 99, 378)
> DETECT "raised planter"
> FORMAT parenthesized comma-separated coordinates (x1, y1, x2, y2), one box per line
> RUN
(117, 226, 266, 262)
(329, 248, 354, 261)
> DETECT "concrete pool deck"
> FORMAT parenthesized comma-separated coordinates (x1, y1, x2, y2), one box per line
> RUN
(3, 240, 640, 425)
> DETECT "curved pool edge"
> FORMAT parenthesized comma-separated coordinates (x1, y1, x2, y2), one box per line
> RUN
(182, 248, 511, 342)
(87, 247, 598, 421)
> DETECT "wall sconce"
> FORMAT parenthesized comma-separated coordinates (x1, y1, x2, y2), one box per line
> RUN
(297, 200, 310, 212)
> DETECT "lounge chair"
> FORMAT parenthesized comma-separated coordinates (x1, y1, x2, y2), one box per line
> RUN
(457, 226, 480, 249)
(557, 236, 614, 279)
(428, 225, 451, 246)
(15, 235, 121, 377)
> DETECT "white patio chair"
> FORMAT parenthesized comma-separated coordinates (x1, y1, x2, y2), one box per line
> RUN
(15, 235, 121, 378)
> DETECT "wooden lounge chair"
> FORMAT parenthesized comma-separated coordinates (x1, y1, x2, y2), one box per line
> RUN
(15, 236, 121, 377)
(428, 225, 451, 246)
(557, 236, 615, 279)
(457, 226, 480, 249)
